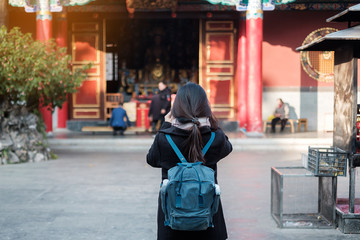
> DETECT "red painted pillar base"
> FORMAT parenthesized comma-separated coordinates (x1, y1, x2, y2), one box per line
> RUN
(57, 102, 68, 129)
(55, 13, 68, 129)
(237, 13, 248, 129)
(246, 11, 263, 132)
(39, 105, 53, 132)
(37, 13, 53, 132)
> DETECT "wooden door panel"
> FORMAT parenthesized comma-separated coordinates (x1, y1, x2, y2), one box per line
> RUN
(208, 78, 232, 106)
(207, 65, 234, 75)
(73, 109, 100, 119)
(206, 21, 234, 31)
(200, 20, 235, 119)
(72, 22, 99, 32)
(73, 78, 99, 106)
(71, 22, 103, 120)
(206, 33, 233, 63)
(72, 34, 99, 63)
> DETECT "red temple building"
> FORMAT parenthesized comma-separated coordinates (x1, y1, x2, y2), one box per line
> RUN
(1, 0, 358, 132)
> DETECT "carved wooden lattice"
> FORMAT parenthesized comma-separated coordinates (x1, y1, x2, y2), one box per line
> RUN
(126, 0, 178, 10)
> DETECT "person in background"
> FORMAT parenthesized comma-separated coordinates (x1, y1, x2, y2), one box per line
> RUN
(158, 82, 172, 126)
(110, 102, 131, 136)
(148, 94, 162, 133)
(271, 98, 289, 133)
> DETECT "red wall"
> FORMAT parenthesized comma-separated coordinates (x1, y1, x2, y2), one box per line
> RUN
(263, 11, 347, 88)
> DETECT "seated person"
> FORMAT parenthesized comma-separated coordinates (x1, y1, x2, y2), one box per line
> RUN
(271, 98, 289, 133)
(109, 102, 131, 136)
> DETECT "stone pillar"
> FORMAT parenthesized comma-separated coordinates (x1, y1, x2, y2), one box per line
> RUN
(37, 0, 53, 133)
(55, 12, 68, 129)
(237, 12, 248, 129)
(0, 0, 8, 27)
(246, 0, 263, 132)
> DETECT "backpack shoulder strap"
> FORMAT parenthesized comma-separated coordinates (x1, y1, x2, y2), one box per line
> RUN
(202, 132, 215, 156)
(165, 131, 215, 163)
(165, 134, 187, 163)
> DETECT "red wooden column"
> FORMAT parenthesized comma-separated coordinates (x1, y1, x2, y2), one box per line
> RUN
(237, 12, 248, 129)
(246, 0, 263, 132)
(37, 6, 53, 133)
(55, 12, 68, 129)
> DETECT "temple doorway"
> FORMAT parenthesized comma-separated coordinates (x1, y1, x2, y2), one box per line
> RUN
(105, 18, 199, 101)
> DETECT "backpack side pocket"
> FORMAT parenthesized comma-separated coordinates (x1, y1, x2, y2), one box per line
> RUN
(211, 184, 221, 215)
(160, 179, 169, 225)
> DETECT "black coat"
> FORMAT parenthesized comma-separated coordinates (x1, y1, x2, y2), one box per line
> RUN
(147, 122, 232, 240)
(149, 94, 162, 121)
(159, 87, 171, 113)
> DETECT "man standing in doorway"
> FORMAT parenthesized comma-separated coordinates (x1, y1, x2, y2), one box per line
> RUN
(158, 82, 171, 126)
(148, 94, 161, 133)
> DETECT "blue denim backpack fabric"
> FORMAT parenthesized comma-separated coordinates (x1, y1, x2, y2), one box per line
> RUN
(160, 132, 220, 231)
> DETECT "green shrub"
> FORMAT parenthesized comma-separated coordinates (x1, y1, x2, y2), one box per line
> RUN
(0, 26, 90, 112)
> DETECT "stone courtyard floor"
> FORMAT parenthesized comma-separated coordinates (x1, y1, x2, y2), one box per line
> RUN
(1, 145, 360, 239)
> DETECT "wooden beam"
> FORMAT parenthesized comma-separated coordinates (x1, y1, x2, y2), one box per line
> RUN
(0, 0, 8, 27)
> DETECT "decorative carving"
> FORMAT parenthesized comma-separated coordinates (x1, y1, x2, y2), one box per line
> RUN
(126, 0, 177, 10)
(276, 3, 352, 11)
(63, 0, 94, 6)
(9, 0, 94, 12)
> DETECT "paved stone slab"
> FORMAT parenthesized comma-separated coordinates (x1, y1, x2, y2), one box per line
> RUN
(0, 149, 359, 239)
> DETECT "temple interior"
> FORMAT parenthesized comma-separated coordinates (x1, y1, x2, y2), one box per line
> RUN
(105, 18, 199, 99)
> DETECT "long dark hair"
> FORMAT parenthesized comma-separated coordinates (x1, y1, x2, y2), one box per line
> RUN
(171, 82, 218, 163)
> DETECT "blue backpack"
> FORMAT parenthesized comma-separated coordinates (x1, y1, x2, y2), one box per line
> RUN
(160, 132, 220, 231)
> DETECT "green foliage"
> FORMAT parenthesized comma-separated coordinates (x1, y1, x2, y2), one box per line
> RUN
(1, 148, 9, 161)
(33, 108, 47, 138)
(0, 26, 91, 112)
(50, 152, 58, 160)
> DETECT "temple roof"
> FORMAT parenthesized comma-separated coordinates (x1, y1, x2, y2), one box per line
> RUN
(327, 3, 360, 22)
(296, 25, 360, 57)
(8, 0, 360, 13)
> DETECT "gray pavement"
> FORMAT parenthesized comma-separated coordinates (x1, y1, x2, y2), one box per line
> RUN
(1, 147, 359, 240)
